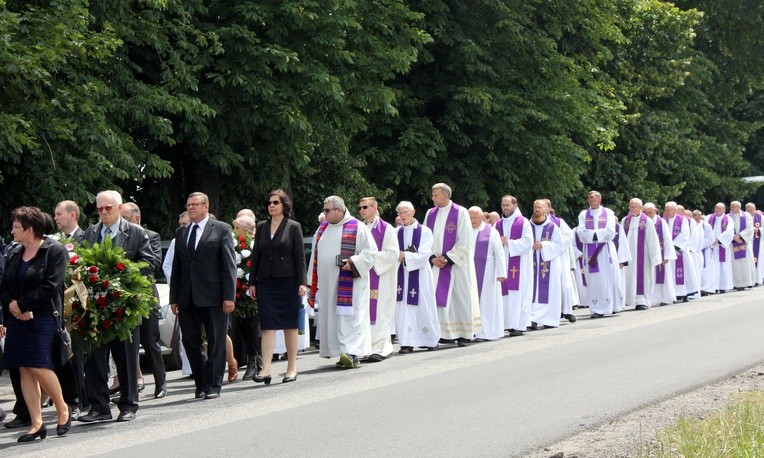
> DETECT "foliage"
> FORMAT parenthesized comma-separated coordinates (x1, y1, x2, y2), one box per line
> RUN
(66, 238, 156, 355)
(233, 232, 257, 318)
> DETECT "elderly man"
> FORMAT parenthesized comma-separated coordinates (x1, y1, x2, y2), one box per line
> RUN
(575, 191, 618, 318)
(745, 203, 763, 285)
(309, 196, 376, 369)
(620, 199, 662, 310)
(425, 183, 481, 345)
(665, 202, 699, 302)
(643, 203, 676, 305)
(729, 201, 755, 290)
(395, 201, 441, 352)
(707, 203, 735, 293)
(496, 195, 533, 335)
(544, 200, 578, 322)
(79, 191, 157, 423)
(528, 200, 566, 328)
(357, 197, 399, 362)
(468, 206, 506, 340)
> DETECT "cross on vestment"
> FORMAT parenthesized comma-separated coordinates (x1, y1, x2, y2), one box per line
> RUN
(510, 266, 518, 278)
(397, 285, 402, 295)
(541, 262, 550, 278)
(421, 327, 430, 334)
(446, 222, 457, 233)
(409, 288, 417, 298)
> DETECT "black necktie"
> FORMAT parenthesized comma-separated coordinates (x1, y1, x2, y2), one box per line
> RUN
(188, 224, 199, 255)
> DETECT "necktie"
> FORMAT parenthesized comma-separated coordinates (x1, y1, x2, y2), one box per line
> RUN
(188, 224, 199, 255)
(101, 227, 112, 243)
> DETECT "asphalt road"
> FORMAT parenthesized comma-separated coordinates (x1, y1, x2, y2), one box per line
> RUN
(1, 287, 763, 457)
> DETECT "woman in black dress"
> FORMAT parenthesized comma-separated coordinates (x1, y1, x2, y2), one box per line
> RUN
(1, 207, 70, 441)
(247, 190, 307, 384)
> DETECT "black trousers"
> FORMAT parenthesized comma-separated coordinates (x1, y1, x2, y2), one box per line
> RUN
(84, 327, 140, 414)
(178, 300, 228, 394)
(236, 315, 261, 359)
(138, 307, 167, 392)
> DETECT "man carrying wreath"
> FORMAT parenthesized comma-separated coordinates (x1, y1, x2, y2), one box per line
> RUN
(78, 190, 157, 423)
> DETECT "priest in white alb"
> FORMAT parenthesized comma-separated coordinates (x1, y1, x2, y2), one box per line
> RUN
(496, 195, 533, 335)
(308, 196, 376, 369)
(708, 202, 734, 293)
(665, 201, 699, 302)
(644, 203, 676, 305)
(394, 201, 441, 353)
(529, 200, 566, 328)
(729, 201, 754, 290)
(694, 211, 717, 295)
(469, 206, 506, 340)
(621, 199, 662, 310)
(357, 197, 399, 362)
(745, 203, 764, 285)
(425, 183, 481, 346)
(545, 200, 578, 323)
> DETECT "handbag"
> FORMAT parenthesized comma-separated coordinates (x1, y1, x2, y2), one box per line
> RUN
(54, 309, 73, 366)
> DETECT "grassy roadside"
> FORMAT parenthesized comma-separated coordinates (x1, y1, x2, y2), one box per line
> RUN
(640, 390, 764, 457)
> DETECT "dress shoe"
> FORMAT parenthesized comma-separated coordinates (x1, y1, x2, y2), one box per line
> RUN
(426, 345, 439, 351)
(154, 388, 167, 399)
(366, 353, 385, 362)
(253, 373, 272, 385)
(18, 424, 47, 443)
(509, 330, 524, 337)
(108, 386, 121, 395)
(282, 373, 298, 383)
(563, 314, 577, 323)
(243, 357, 257, 380)
(194, 389, 206, 399)
(590, 313, 605, 318)
(57, 417, 72, 436)
(635, 305, 648, 311)
(529, 321, 539, 331)
(79, 411, 113, 423)
(457, 338, 469, 347)
(398, 346, 413, 354)
(5, 417, 32, 428)
(204, 392, 220, 400)
(116, 411, 135, 422)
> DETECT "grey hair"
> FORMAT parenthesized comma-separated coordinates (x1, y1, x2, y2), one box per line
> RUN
(233, 215, 256, 233)
(396, 201, 415, 212)
(643, 202, 656, 211)
(431, 183, 452, 198)
(324, 195, 346, 212)
(665, 201, 677, 210)
(629, 198, 643, 207)
(123, 202, 140, 217)
(468, 206, 483, 214)
(97, 190, 123, 205)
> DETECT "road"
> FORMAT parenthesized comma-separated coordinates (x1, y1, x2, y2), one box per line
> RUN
(1, 287, 763, 457)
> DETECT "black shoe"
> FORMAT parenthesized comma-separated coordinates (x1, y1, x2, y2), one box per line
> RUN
(194, 388, 206, 399)
(57, 417, 72, 436)
(282, 373, 298, 383)
(398, 346, 414, 354)
(635, 305, 648, 311)
(563, 314, 577, 323)
(509, 330, 524, 337)
(366, 353, 385, 362)
(426, 344, 439, 351)
(243, 358, 257, 380)
(116, 411, 135, 422)
(108, 386, 120, 395)
(253, 373, 272, 385)
(18, 424, 47, 443)
(4, 417, 32, 429)
(591, 313, 605, 318)
(204, 392, 220, 400)
(457, 338, 469, 347)
(530, 322, 539, 331)
(154, 388, 167, 399)
(78, 411, 112, 423)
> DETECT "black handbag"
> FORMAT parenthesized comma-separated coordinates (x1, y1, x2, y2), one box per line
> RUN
(54, 309, 73, 366)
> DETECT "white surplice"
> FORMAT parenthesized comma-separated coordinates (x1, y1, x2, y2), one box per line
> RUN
(612, 222, 632, 313)
(576, 206, 617, 315)
(666, 215, 700, 298)
(366, 217, 400, 357)
(620, 213, 662, 308)
(426, 202, 481, 340)
(395, 221, 441, 348)
(553, 216, 580, 314)
(650, 216, 677, 305)
(310, 211, 376, 359)
(730, 212, 755, 288)
(709, 214, 734, 292)
(496, 209, 533, 330)
(530, 217, 565, 327)
(472, 222, 506, 340)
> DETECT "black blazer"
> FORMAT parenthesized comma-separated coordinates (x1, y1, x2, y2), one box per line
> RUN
(0, 237, 67, 324)
(81, 218, 158, 276)
(169, 218, 236, 308)
(249, 218, 307, 286)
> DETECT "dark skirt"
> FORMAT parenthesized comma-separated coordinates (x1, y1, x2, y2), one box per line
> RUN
(3, 315, 57, 370)
(257, 277, 301, 330)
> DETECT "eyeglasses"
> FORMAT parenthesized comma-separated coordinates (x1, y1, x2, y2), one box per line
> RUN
(269, 200, 281, 206)
(96, 206, 114, 213)
(186, 202, 204, 209)
(358, 205, 370, 210)
(322, 208, 339, 214)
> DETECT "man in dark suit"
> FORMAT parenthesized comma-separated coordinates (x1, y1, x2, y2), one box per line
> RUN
(170, 192, 236, 399)
(78, 191, 157, 423)
(120, 202, 167, 399)
(54, 200, 84, 241)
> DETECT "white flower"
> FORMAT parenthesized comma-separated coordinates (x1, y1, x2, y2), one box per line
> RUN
(236, 268, 245, 278)
(235, 253, 242, 264)
(240, 249, 251, 258)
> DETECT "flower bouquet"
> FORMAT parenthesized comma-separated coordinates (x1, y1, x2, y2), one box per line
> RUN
(233, 232, 257, 318)
(64, 237, 156, 355)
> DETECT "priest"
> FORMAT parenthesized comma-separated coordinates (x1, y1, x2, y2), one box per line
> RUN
(665, 202, 699, 302)
(644, 203, 676, 305)
(496, 195, 533, 335)
(469, 206, 506, 340)
(708, 203, 734, 293)
(729, 201, 754, 290)
(745, 203, 763, 285)
(529, 200, 566, 328)
(621, 199, 662, 310)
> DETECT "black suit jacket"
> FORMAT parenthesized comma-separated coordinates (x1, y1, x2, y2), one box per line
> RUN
(81, 218, 158, 276)
(169, 218, 236, 308)
(249, 218, 307, 286)
(69, 226, 84, 242)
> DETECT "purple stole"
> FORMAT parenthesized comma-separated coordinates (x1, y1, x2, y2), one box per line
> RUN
(495, 215, 526, 295)
(426, 204, 460, 307)
(671, 215, 685, 286)
(368, 218, 389, 325)
(655, 216, 666, 284)
(583, 207, 608, 273)
(624, 213, 647, 294)
(396, 224, 422, 305)
(473, 224, 493, 300)
(532, 222, 555, 304)
(708, 214, 729, 262)
(574, 233, 587, 286)
(753, 213, 761, 266)
(731, 213, 748, 260)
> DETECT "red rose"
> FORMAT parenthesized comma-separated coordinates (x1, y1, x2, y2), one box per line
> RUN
(88, 265, 99, 274)
(241, 283, 248, 290)
(89, 275, 99, 283)
(236, 292, 241, 299)
(246, 260, 252, 267)
(102, 279, 110, 288)
(101, 319, 111, 329)
(115, 262, 125, 271)
(240, 242, 247, 249)
(96, 296, 108, 309)
(116, 308, 124, 317)
(69, 256, 79, 265)
(112, 291, 121, 300)
(238, 235, 246, 242)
